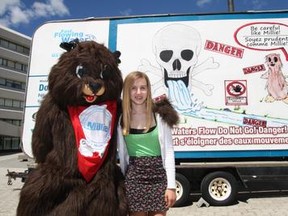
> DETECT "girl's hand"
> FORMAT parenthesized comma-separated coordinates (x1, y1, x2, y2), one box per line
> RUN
(165, 188, 176, 208)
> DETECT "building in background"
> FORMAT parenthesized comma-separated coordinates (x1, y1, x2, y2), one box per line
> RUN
(0, 25, 31, 151)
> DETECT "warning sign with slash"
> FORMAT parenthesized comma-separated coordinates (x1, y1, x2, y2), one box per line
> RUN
(225, 80, 248, 105)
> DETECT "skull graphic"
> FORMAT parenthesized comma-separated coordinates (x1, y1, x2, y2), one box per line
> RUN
(153, 24, 201, 88)
(139, 23, 218, 112)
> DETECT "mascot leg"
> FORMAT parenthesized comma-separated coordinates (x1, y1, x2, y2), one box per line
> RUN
(17, 168, 67, 215)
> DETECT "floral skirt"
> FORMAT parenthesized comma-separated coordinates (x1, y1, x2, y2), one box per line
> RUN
(125, 156, 168, 212)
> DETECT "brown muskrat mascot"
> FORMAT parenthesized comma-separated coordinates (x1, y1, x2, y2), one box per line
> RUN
(17, 39, 127, 216)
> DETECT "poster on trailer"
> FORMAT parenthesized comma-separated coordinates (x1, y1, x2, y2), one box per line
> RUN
(113, 12, 288, 158)
(22, 11, 288, 159)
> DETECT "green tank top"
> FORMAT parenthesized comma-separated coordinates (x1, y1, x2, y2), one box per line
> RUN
(124, 126, 161, 157)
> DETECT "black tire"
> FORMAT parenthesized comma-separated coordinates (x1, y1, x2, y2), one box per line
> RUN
(200, 171, 238, 206)
(174, 173, 190, 207)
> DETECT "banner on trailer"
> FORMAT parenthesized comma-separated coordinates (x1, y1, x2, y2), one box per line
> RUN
(22, 12, 288, 158)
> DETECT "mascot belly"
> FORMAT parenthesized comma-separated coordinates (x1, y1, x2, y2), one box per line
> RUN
(17, 39, 127, 216)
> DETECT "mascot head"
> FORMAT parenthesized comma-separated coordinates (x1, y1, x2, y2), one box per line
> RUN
(48, 39, 122, 107)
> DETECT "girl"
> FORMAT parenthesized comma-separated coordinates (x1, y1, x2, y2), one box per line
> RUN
(117, 71, 179, 216)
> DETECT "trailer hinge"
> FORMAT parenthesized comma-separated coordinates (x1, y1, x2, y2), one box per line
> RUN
(196, 197, 210, 208)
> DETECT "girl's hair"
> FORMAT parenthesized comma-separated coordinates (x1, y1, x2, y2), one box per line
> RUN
(122, 71, 153, 135)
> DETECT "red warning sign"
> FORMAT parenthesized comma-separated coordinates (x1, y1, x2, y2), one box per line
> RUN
(225, 80, 248, 105)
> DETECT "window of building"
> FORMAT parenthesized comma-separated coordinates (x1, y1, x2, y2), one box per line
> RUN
(12, 81, 21, 89)
(11, 137, 20, 149)
(2, 137, 21, 150)
(8, 42, 17, 51)
(12, 100, 20, 108)
(0, 37, 30, 56)
(23, 47, 30, 55)
(0, 77, 5, 85)
(7, 60, 15, 68)
(0, 56, 28, 73)
(1, 39, 8, 49)
(1, 58, 8, 67)
(5, 98, 12, 107)
(1, 119, 22, 126)
(0, 77, 26, 91)
(0, 97, 24, 109)
(23, 64, 28, 72)
(0, 98, 4, 106)
(6, 79, 12, 87)
(16, 45, 24, 53)
(15, 62, 22, 70)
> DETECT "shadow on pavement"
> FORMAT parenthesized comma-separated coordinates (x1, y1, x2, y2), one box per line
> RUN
(173, 187, 288, 208)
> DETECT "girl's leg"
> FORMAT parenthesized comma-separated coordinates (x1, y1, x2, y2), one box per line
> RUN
(148, 211, 167, 216)
(130, 211, 147, 216)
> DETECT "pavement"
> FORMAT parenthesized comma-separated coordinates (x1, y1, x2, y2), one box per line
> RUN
(1, 153, 288, 216)
(0, 152, 29, 216)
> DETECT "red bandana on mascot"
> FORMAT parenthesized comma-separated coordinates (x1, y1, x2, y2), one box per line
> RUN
(68, 101, 117, 182)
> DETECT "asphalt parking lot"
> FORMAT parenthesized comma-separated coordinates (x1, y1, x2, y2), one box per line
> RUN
(1, 152, 288, 216)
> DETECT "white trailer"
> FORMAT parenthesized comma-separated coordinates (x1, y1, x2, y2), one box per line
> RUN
(21, 10, 288, 206)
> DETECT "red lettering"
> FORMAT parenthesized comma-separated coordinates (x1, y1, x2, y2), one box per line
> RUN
(243, 64, 266, 74)
(243, 117, 267, 127)
(205, 40, 244, 58)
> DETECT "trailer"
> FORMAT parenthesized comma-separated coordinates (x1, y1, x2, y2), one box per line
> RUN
(21, 10, 288, 206)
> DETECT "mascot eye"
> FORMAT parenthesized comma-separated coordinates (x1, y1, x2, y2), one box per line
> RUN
(76, 65, 86, 78)
(100, 64, 112, 80)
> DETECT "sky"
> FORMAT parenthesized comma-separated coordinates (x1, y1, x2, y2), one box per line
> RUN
(1, 0, 288, 37)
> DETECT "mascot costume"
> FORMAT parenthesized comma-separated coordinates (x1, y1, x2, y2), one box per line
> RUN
(17, 39, 127, 216)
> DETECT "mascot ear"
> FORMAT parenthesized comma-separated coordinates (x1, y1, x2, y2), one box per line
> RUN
(113, 51, 121, 64)
(60, 38, 79, 52)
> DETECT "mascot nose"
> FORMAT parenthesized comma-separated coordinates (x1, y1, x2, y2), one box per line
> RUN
(89, 82, 102, 94)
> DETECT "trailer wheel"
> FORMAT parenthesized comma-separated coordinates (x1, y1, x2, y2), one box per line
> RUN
(201, 171, 237, 206)
(174, 173, 190, 207)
